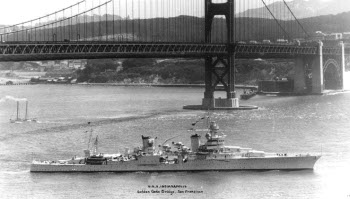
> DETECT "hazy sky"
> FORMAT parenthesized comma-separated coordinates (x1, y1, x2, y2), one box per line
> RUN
(0, 0, 83, 25)
(0, 0, 333, 25)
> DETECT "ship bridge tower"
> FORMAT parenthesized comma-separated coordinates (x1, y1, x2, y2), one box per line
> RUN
(205, 121, 226, 148)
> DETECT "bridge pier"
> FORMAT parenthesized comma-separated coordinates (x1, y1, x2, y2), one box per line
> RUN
(311, 42, 324, 94)
(201, 55, 239, 109)
(293, 41, 350, 94)
(184, 0, 257, 110)
(294, 58, 307, 94)
(339, 42, 350, 91)
(200, 0, 239, 110)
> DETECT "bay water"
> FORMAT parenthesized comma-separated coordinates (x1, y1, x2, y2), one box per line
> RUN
(0, 85, 350, 199)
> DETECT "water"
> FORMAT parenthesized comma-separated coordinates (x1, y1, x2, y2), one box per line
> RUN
(1, 85, 350, 199)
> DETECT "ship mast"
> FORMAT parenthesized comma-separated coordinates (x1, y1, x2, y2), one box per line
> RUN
(25, 101, 28, 120)
(87, 122, 92, 150)
(16, 101, 19, 120)
(93, 135, 98, 155)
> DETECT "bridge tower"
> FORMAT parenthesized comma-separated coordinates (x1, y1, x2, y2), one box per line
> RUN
(202, 0, 238, 109)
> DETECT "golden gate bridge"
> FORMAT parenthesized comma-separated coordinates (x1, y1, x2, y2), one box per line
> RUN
(0, 0, 348, 109)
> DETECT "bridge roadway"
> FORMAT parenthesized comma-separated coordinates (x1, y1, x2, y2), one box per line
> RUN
(0, 41, 338, 62)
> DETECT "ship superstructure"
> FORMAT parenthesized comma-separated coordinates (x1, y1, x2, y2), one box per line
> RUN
(30, 119, 321, 172)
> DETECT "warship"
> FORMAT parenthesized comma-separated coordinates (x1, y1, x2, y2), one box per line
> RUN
(30, 118, 321, 172)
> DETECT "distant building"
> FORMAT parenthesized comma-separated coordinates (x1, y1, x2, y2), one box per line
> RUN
(68, 60, 87, 69)
(325, 33, 343, 40)
(308, 32, 325, 41)
(38, 60, 87, 70)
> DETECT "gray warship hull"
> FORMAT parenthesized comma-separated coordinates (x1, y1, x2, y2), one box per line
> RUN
(30, 155, 320, 172)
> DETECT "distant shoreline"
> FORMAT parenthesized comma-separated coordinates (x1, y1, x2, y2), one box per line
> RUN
(0, 81, 258, 90)
(73, 82, 257, 90)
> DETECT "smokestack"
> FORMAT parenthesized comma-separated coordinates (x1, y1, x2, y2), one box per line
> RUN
(191, 134, 201, 152)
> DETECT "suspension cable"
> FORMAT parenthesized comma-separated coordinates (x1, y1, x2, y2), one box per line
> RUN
(282, 0, 309, 37)
(261, 0, 290, 41)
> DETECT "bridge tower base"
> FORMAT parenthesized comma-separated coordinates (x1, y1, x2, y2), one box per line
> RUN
(311, 42, 324, 94)
(201, 55, 239, 109)
(293, 58, 308, 94)
(184, 0, 257, 110)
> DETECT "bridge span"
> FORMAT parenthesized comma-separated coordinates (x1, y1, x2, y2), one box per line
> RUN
(1, 0, 349, 110)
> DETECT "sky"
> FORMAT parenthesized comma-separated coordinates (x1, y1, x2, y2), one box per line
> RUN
(0, 0, 335, 25)
(0, 0, 83, 25)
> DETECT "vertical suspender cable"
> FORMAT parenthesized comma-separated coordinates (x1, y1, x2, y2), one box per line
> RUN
(280, 0, 283, 39)
(243, 0, 246, 41)
(106, 1, 108, 41)
(34, 20, 37, 41)
(175, 0, 176, 42)
(47, 16, 49, 41)
(125, 0, 129, 41)
(144, 0, 147, 42)
(167, 0, 170, 41)
(155, 0, 157, 41)
(91, 1, 94, 41)
(75, 2, 81, 41)
(55, 12, 58, 41)
(138, 0, 141, 42)
(99, 0, 101, 41)
(150, 0, 152, 41)
(171, 0, 173, 42)
(132, 0, 134, 41)
(190, 0, 193, 42)
(248, 0, 250, 42)
(238, 0, 240, 41)
(182, 0, 184, 42)
(234, 0, 236, 42)
(60, 11, 63, 41)
(113, 0, 115, 41)
(119, 0, 122, 41)
(70, 6, 72, 41)
(63, 9, 65, 41)
(162, 0, 164, 41)
(39, 18, 41, 41)
(186, 0, 188, 42)
(191, 0, 193, 42)
(84, 0, 87, 41)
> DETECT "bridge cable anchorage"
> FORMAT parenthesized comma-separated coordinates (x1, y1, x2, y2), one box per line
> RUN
(261, 0, 291, 41)
(282, 0, 310, 38)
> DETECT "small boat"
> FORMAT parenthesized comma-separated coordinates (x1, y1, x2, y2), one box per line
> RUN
(10, 101, 37, 123)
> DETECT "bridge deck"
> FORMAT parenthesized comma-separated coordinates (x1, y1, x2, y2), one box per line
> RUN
(0, 42, 323, 61)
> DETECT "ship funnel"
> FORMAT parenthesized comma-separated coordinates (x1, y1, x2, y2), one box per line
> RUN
(191, 134, 201, 152)
(141, 135, 156, 154)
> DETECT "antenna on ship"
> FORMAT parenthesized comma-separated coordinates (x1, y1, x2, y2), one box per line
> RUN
(93, 135, 99, 155)
(25, 100, 28, 121)
(86, 122, 93, 149)
(16, 101, 19, 121)
(84, 122, 93, 158)
(160, 135, 182, 147)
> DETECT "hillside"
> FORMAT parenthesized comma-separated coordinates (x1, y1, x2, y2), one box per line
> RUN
(237, 0, 350, 20)
(75, 58, 295, 86)
(3, 10, 350, 42)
